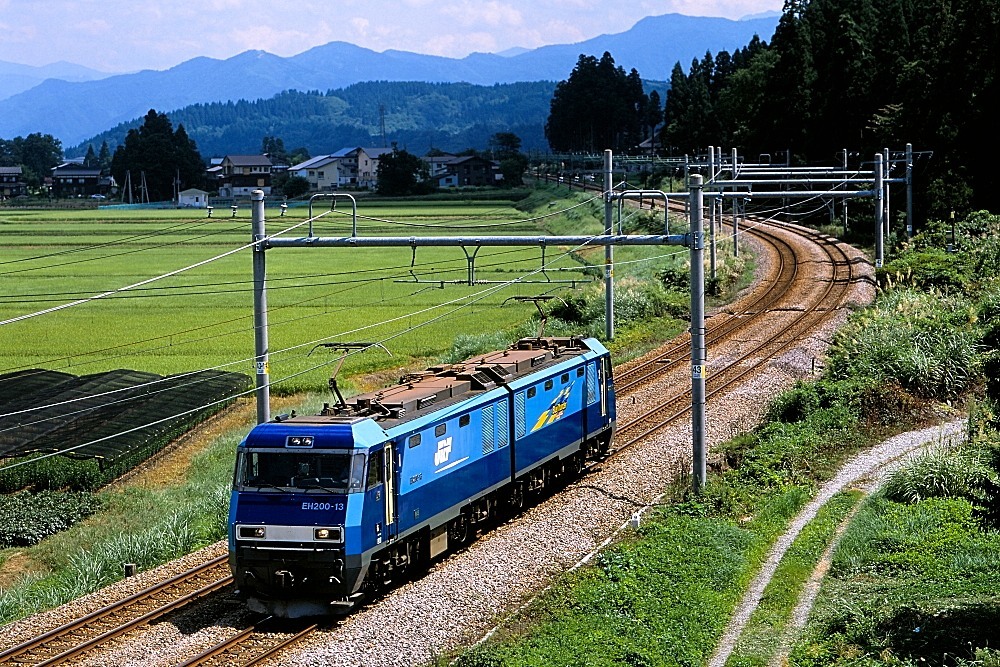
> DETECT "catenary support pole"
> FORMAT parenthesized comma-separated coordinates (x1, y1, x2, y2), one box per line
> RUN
(251, 190, 271, 424)
(906, 143, 914, 238)
(708, 146, 717, 286)
(875, 153, 884, 268)
(689, 174, 706, 494)
(732, 147, 740, 257)
(842, 149, 849, 236)
(884, 147, 891, 236)
(604, 149, 614, 340)
(733, 195, 739, 257)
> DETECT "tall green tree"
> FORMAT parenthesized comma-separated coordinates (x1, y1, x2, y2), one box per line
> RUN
(83, 144, 97, 168)
(545, 52, 647, 152)
(97, 140, 111, 170)
(376, 146, 430, 196)
(110, 109, 205, 202)
(489, 132, 528, 186)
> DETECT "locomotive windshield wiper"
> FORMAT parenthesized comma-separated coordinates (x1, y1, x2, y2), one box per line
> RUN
(297, 482, 342, 493)
(247, 481, 284, 492)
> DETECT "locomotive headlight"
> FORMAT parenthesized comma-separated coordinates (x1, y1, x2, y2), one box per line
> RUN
(286, 435, 314, 448)
(238, 525, 266, 539)
(314, 528, 332, 540)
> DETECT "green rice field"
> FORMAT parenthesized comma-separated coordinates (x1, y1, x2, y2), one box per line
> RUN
(1, 190, 681, 396)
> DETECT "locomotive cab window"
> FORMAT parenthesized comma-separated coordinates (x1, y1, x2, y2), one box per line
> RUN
(235, 449, 364, 493)
(527, 387, 536, 399)
(544, 379, 554, 391)
(367, 449, 385, 489)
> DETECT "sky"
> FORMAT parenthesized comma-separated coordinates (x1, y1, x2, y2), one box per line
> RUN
(0, 0, 784, 73)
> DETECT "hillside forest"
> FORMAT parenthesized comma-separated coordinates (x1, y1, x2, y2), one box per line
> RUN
(658, 0, 998, 216)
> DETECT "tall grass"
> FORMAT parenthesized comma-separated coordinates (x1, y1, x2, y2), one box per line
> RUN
(881, 445, 997, 505)
(826, 289, 980, 400)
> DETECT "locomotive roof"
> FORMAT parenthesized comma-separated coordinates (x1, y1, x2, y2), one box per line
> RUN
(282, 336, 599, 429)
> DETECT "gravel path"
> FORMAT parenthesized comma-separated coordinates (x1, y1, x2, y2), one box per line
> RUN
(708, 419, 968, 667)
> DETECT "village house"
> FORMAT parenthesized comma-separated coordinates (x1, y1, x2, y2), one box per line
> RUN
(0, 166, 27, 198)
(216, 155, 272, 197)
(288, 155, 342, 192)
(427, 155, 500, 188)
(50, 163, 103, 198)
(178, 188, 210, 208)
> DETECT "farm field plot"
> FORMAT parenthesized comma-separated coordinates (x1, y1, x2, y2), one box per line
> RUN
(0, 198, 595, 395)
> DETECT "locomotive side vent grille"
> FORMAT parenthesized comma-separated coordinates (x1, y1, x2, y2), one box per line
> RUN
(514, 392, 526, 439)
(482, 404, 495, 454)
(586, 362, 598, 405)
(497, 398, 509, 448)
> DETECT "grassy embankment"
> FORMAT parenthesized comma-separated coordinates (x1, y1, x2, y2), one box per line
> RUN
(0, 183, 749, 626)
(446, 211, 1000, 667)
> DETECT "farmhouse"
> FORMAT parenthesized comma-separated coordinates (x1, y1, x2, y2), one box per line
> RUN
(324, 147, 393, 189)
(288, 155, 342, 192)
(216, 155, 272, 197)
(0, 165, 27, 198)
(50, 163, 103, 198)
(428, 155, 500, 188)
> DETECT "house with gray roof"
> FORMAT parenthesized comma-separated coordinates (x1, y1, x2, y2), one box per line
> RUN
(0, 165, 27, 198)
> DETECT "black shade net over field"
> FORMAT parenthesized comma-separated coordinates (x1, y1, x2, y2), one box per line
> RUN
(0, 369, 251, 461)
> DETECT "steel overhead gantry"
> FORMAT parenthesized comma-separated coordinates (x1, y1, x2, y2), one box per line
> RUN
(251, 177, 713, 492)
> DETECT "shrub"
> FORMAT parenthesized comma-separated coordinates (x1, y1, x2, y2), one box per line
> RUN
(881, 447, 997, 505)
(826, 289, 981, 400)
(0, 491, 103, 547)
(877, 249, 970, 292)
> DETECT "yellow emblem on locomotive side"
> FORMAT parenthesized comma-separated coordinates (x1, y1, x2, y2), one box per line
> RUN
(531, 384, 574, 432)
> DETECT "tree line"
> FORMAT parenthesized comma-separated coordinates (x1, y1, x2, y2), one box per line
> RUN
(666, 0, 997, 215)
(70, 81, 559, 160)
(0, 133, 63, 188)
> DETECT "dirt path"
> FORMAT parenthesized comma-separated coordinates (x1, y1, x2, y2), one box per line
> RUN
(707, 418, 967, 667)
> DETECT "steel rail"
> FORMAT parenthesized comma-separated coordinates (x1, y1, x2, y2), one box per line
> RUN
(0, 555, 232, 666)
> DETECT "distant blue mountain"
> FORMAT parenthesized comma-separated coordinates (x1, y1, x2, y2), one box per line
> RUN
(0, 60, 112, 100)
(0, 13, 778, 145)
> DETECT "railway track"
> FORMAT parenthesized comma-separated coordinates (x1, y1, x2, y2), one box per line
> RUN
(175, 618, 318, 667)
(0, 556, 231, 666)
(128, 218, 865, 667)
(614, 219, 858, 447)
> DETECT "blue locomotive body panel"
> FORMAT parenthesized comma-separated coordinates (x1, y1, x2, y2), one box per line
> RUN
(387, 387, 513, 538)
(228, 336, 615, 617)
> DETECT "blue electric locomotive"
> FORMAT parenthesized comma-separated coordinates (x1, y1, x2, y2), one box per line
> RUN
(228, 336, 615, 617)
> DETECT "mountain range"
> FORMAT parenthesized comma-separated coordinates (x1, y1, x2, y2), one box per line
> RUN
(0, 13, 779, 147)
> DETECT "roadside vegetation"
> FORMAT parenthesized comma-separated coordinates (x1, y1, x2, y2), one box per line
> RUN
(445, 211, 1000, 666)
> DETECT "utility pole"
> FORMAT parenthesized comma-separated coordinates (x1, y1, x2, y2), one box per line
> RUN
(708, 146, 717, 287)
(604, 149, 614, 340)
(251, 190, 270, 424)
(689, 174, 706, 493)
(842, 149, 849, 237)
(905, 143, 914, 238)
(875, 153, 884, 268)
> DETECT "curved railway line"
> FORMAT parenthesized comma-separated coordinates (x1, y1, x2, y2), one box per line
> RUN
(0, 209, 872, 667)
(614, 219, 860, 447)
